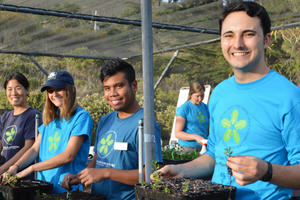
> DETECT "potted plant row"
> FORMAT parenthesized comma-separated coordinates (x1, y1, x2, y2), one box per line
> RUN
(0, 174, 52, 200)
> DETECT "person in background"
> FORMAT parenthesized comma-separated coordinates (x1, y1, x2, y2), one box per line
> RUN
(2, 70, 93, 193)
(175, 81, 209, 152)
(0, 72, 42, 177)
(62, 58, 163, 200)
(152, 2, 300, 200)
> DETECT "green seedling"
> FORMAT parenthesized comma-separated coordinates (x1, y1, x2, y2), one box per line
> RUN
(224, 147, 233, 176)
(182, 180, 190, 193)
(151, 160, 162, 190)
(164, 187, 171, 194)
(1, 172, 19, 187)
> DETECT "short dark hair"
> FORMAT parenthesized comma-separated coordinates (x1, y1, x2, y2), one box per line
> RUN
(100, 58, 136, 84)
(219, 1, 271, 37)
(4, 72, 29, 90)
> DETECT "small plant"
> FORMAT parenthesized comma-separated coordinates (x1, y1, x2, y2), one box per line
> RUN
(182, 180, 190, 193)
(162, 143, 200, 161)
(1, 172, 19, 187)
(164, 187, 171, 194)
(141, 181, 147, 186)
(151, 160, 162, 190)
(224, 146, 233, 176)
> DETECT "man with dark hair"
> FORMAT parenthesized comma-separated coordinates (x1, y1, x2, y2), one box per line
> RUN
(153, 2, 300, 199)
(63, 58, 162, 200)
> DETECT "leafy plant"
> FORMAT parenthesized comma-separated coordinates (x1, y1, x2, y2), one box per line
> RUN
(151, 160, 162, 190)
(162, 143, 200, 161)
(164, 187, 171, 194)
(224, 147, 233, 177)
(182, 180, 190, 193)
(1, 172, 19, 187)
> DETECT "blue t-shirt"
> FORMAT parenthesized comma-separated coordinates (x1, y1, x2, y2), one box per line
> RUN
(206, 70, 300, 200)
(176, 100, 209, 148)
(37, 107, 93, 193)
(92, 108, 163, 200)
(0, 107, 42, 164)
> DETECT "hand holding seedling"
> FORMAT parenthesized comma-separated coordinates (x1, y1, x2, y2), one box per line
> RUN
(150, 164, 183, 180)
(61, 174, 80, 190)
(226, 155, 268, 186)
(0, 172, 19, 187)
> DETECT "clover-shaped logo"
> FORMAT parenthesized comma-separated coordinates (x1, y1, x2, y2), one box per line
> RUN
(221, 110, 246, 143)
(48, 131, 61, 151)
(196, 112, 205, 123)
(99, 134, 114, 155)
(5, 128, 16, 143)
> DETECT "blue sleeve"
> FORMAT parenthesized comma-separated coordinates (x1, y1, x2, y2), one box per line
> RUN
(206, 99, 215, 159)
(282, 102, 300, 165)
(71, 110, 93, 141)
(176, 102, 187, 119)
(38, 123, 46, 136)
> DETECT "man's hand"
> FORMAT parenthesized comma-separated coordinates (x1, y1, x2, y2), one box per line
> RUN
(227, 155, 267, 186)
(61, 174, 80, 190)
(78, 168, 109, 187)
(150, 164, 183, 180)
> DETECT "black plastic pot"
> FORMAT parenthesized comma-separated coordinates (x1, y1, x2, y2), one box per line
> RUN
(34, 191, 106, 200)
(0, 180, 52, 200)
(135, 178, 235, 200)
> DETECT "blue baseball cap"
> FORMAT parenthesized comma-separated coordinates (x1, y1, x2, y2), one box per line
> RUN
(41, 70, 74, 92)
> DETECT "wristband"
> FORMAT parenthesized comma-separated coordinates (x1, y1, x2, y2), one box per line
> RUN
(260, 161, 272, 182)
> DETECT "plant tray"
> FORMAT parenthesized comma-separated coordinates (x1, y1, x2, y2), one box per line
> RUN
(34, 191, 106, 200)
(135, 178, 235, 200)
(0, 180, 53, 200)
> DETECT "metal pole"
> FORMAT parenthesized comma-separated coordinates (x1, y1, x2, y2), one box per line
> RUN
(29, 56, 49, 76)
(138, 119, 144, 184)
(34, 113, 39, 180)
(141, 0, 155, 183)
(154, 50, 179, 90)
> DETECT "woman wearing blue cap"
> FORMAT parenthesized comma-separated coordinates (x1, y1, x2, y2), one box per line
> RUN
(2, 70, 93, 193)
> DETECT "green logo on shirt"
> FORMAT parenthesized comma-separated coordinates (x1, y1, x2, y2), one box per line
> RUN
(5, 127, 16, 142)
(221, 110, 246, 143)
(49, 131, 61, 151)
(197, 112, 205, 123)
(99, 133, 114, 155)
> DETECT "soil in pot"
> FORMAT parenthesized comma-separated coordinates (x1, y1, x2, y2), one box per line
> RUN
(135, 178, 235, 200)
(0, 180, 53, 200)
(34, 191, 106, 200)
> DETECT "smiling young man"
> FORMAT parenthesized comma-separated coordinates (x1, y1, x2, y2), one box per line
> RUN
(62, 58, 162, 200)
(153, 2, 300, 199)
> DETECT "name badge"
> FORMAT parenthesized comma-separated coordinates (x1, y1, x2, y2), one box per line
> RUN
(114, 142, 128, 151)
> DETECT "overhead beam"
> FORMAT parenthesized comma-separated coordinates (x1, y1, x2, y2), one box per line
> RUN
(0, 50, 115, 60)
(0, 4, 220, 35)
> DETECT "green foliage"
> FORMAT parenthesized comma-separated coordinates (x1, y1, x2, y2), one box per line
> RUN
(120, 2, 140, 18)
(162, 143, 200, 160)
(182, 180, 190, 193)
(224, 146, 233, 158)
(1, 172, 19, 187)
(0, 91, 12, 110)
(28, 91, 46, 112)
(151, 160, 162, 190)
(164, 187, 171, 194)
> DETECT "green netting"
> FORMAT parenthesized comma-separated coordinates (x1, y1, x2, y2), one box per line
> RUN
(0, 0, 299, 58)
